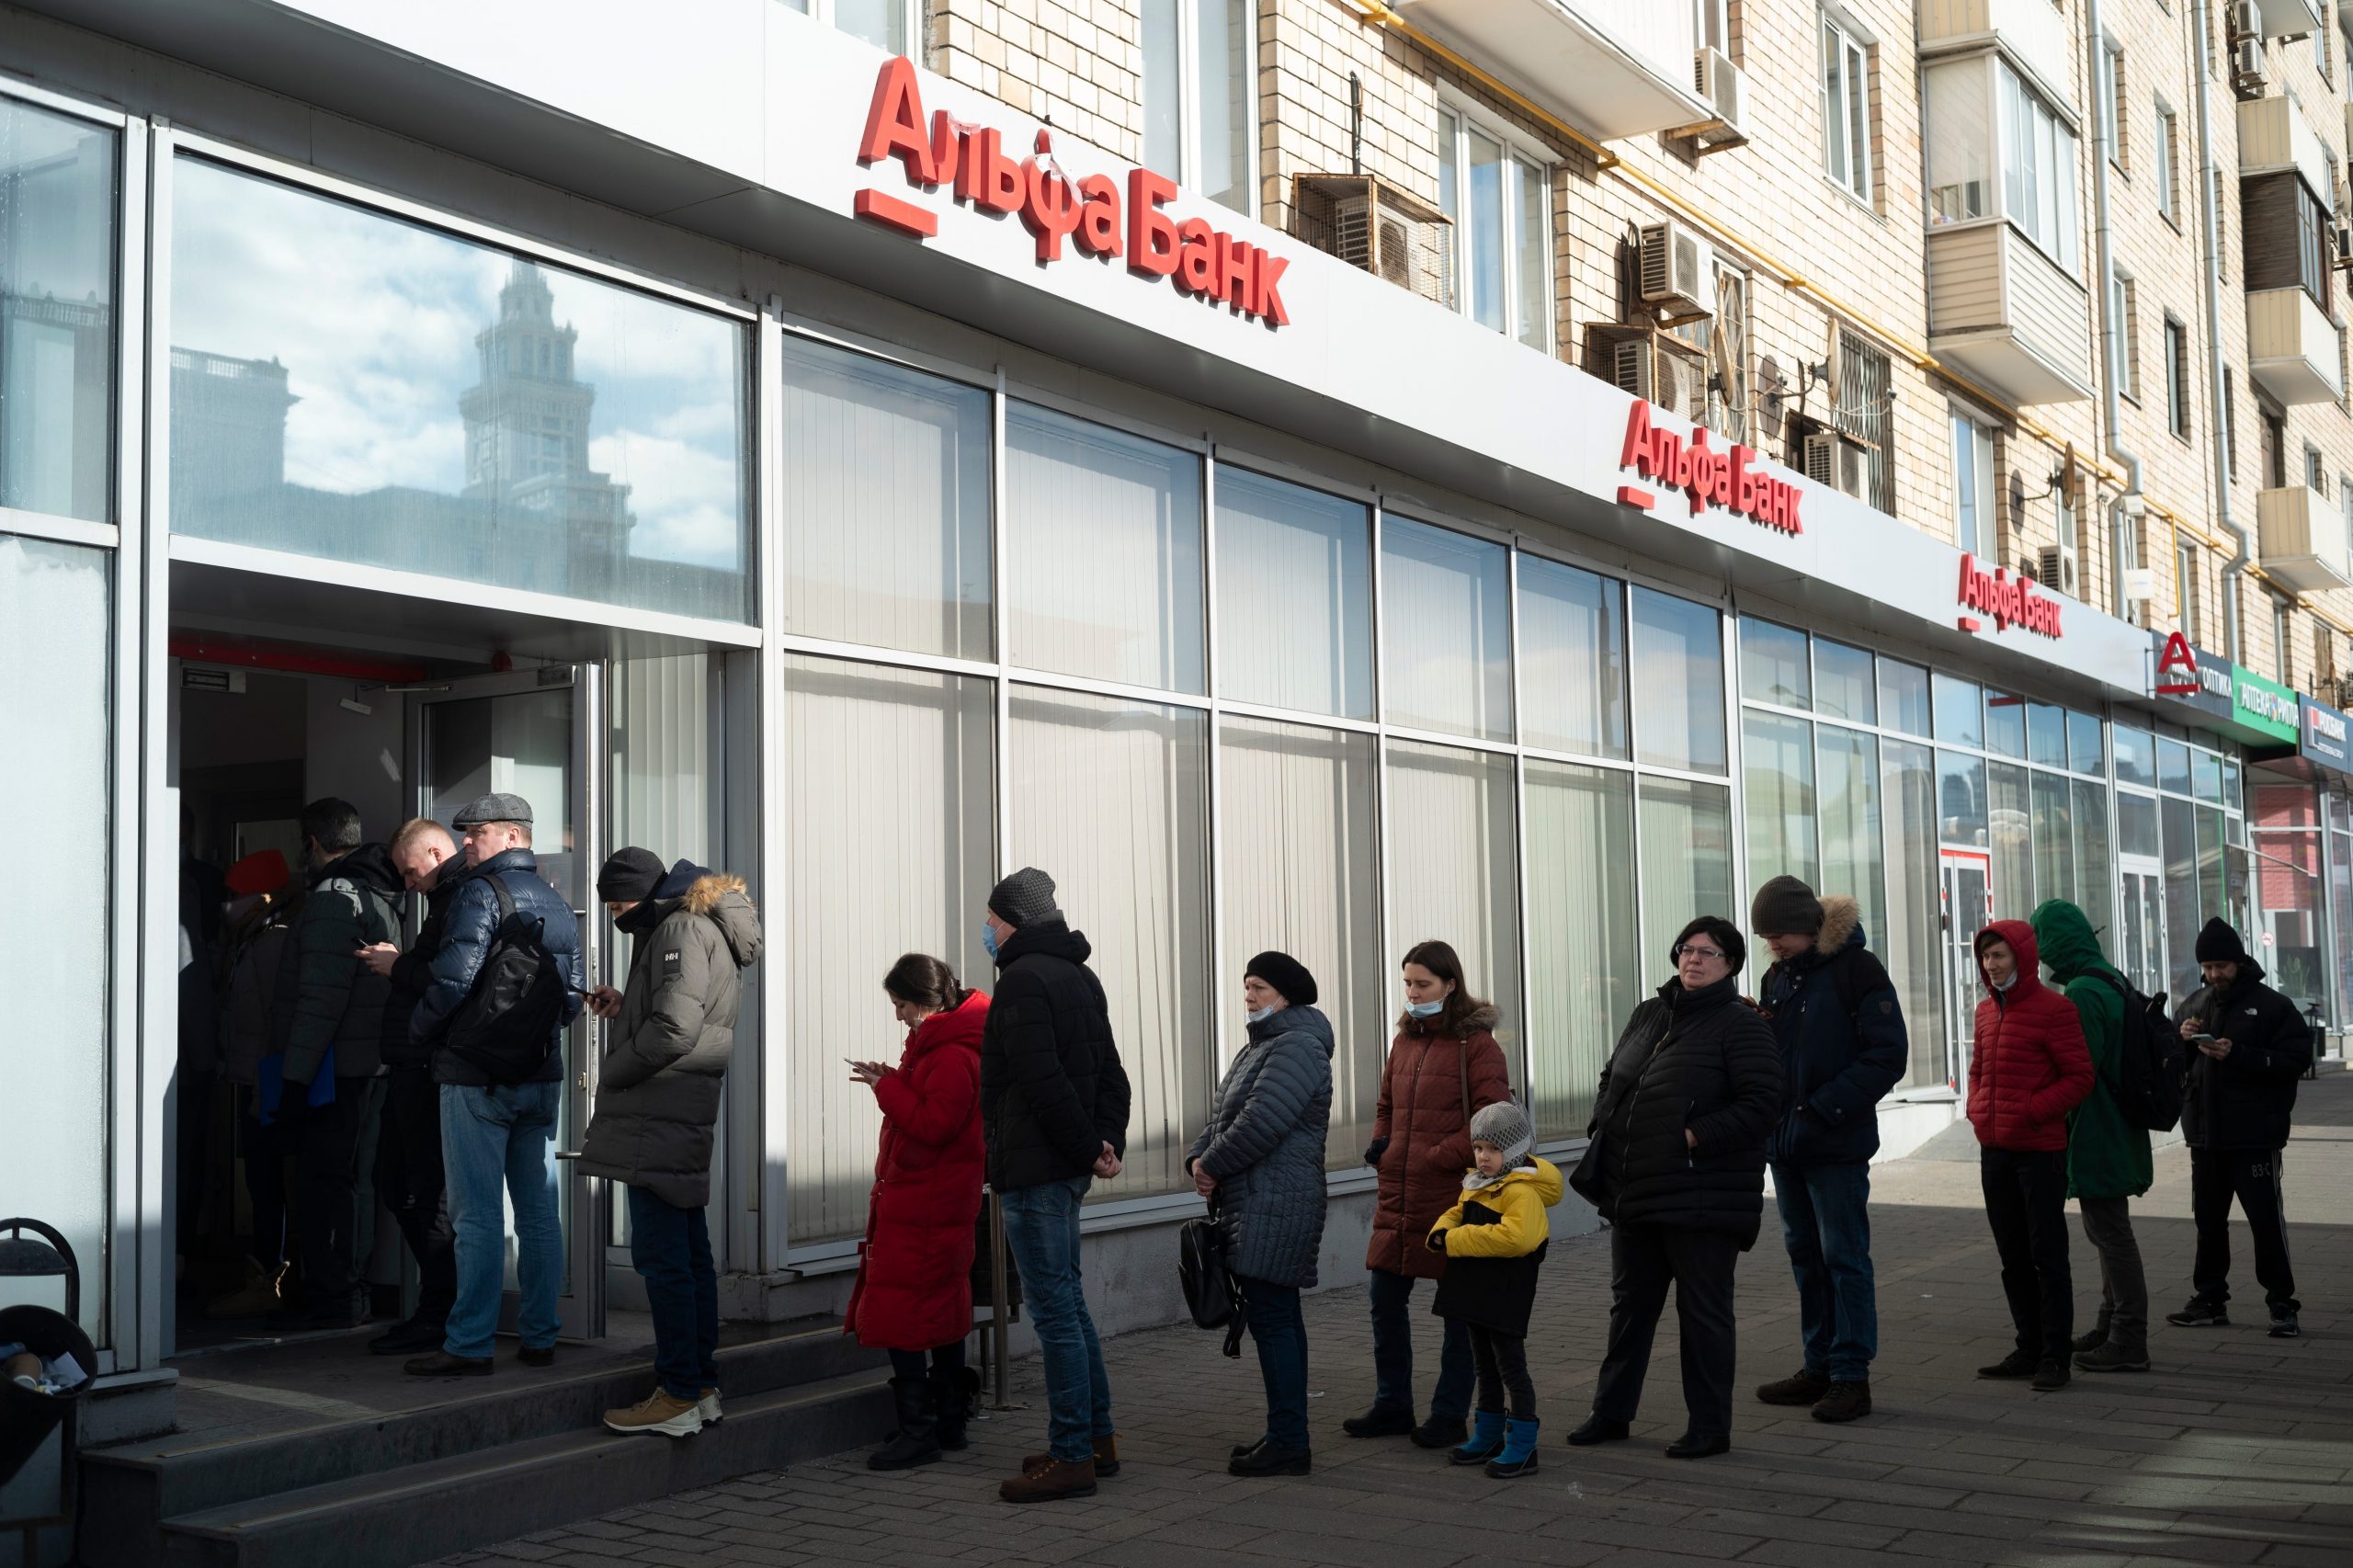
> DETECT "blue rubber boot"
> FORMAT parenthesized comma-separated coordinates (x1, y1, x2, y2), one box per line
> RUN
(1449, 1409, 1507, 1466)
(1485, 1416, 1541, 1478)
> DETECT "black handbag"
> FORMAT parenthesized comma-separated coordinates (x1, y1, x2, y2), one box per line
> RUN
(1176, 1196, 1248, 1357)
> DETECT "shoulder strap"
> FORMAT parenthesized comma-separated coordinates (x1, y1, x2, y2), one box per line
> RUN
(1459, 1034, 1471, 1125)
(485, 872, 518, 924)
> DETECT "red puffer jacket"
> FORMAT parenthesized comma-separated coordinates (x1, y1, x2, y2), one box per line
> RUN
(1366, 1005, 1512, 1278)
(846, 989, 988, 1351)
(1967, 920, 2092, 1153)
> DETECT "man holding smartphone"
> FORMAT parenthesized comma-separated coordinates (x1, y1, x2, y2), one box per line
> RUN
(2165, 918, 2311, 1339)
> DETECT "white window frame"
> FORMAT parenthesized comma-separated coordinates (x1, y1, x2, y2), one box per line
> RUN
(2109, 267, 2139, 402)
(2164, 313, 2190, 438)
(1696, 0, 1733, 56)
(2154, 97, 2178, 223)
(789, 0, 922, 59)
(1821, 10, 1874, 204)
(1434, 91, 1556, 354)
(2177, 535, 2202, 642)
(2100, 37, 2127, 175)
(1992, 59, 2082, 271)
(1951, 408, 1997, 558)
(1142, 0, 1260, 219)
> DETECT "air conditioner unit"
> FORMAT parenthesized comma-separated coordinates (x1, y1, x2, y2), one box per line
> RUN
(1685, 48, 1750, 153)
(1638, 219, 1714, 324)
(1801, 430, 1869, 499)
(2226, 0, 2261, 42)
(1290, 174, 1455, 309)
(2038, 541, 2080, 598)
(1605, 331, 1711, 419)
(2233, 39, 2267, 98)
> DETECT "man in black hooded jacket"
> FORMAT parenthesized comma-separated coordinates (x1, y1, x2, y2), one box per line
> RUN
(2165, 918, 2311, 1338)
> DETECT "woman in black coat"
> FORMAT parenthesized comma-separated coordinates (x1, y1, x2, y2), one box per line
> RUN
(1567, 915, 1783, 1460)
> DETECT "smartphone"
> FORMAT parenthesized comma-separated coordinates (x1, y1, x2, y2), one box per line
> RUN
(2190, 1032, 2218, 1045)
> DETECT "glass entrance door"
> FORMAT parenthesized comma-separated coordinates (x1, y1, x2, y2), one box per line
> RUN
(1939, 849, 1992, 1088)
(411, 667, 606, 1341)
(2118, 858, 2166, 1003)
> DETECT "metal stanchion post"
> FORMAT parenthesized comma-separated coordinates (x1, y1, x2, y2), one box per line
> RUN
(987, 1188, 1013, 1409)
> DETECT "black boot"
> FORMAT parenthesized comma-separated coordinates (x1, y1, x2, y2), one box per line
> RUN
(867, 1377, 941, 1470)
(931, 1366, 972, 1452)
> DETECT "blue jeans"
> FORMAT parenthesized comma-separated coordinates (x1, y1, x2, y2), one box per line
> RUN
(1237, 1275, 1309, 1451)
(439, 1082, 563, 1359)
(1369, 1267, 1472, 1422)
(997, 1175, 1112, 1462)
(628, 1186, 718, 1401)
(1772, 1161, 1878, 1382)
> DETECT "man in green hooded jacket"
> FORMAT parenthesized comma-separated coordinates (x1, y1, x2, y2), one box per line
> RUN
(2029, 899, 2154, 1372)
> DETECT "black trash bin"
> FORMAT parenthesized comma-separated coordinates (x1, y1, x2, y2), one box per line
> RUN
(0, 1218, 94, 1491)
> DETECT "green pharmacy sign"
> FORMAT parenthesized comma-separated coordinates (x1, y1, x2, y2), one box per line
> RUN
(2231, 666, 2301, 743)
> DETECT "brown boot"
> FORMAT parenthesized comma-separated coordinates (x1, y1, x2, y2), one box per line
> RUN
(1000, 1455, 1097, 1504)
(1023, 1434, 1118, 1477)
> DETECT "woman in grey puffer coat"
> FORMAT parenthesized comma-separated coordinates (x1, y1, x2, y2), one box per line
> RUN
(1186, 950, 1334, 1478)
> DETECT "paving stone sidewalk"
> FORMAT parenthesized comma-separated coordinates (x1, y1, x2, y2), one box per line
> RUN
(434, 1074, 2353, 1568)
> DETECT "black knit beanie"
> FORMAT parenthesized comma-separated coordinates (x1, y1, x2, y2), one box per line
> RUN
(2193, 917, 2251, 966)
(597, 846, 665, 903)
(1245, 949, 1318, 1006)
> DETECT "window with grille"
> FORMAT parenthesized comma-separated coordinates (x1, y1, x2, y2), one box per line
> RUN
(1833, 327, 1893, 513)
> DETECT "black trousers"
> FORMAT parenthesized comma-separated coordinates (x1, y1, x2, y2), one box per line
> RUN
(1467, 1325, 1536, 1421)
(887, 1341, 968, 1382)
(292, 1075, 386, 1313)
(2190, 1147, 2299, 1313)
(1979, 1146, 2072, 1358)
(1594, 1221, 1740, 1437)
(376, 1066, 458, 1327)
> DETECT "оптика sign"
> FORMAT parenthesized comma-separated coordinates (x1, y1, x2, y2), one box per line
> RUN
(2232, 665, 2301, 744)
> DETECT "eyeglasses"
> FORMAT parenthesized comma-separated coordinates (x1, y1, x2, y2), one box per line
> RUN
(1674, 943, 1726, 962)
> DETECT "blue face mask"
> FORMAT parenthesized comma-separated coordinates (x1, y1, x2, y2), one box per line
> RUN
(982, 922, 1000, 960)
(1246, 1005, 1278, 1024)
(1405, 998, 1445, 1018)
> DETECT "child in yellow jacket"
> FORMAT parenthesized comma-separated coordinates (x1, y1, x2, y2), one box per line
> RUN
(1427, 1100, 1560, 1479)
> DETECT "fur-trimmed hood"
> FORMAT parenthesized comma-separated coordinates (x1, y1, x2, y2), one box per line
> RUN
(1399, 998, 1502, 1039)
(1816, 894, 1861, 955)
(684, 871, 750, 917)
(686, 874, 763, 968)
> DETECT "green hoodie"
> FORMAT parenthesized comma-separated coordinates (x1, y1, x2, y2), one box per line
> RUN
(2029, 898, 2153, 1200)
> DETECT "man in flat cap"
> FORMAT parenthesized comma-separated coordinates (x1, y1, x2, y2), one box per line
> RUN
(404, 793, 583, 1377)
(978, 867, 1131, 1504)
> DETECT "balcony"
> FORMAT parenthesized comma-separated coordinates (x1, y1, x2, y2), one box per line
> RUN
(2239, 95, 2336, 201)
(2246, 287, 2344, 405)
(2257, 484, 2353, 596)
(2255, 0, 2325, 38)
(1926, 222, 2094, 404)
(1917, 0, 2073, 109)
(1388, 0, 1711, 142)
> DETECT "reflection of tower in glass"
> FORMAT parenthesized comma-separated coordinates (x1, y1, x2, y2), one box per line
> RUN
(460, 259, 633, 597)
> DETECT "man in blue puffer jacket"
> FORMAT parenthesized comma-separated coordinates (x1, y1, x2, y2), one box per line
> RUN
(1746, 876, 1907, 1425)
(404, 792, 584, 1378)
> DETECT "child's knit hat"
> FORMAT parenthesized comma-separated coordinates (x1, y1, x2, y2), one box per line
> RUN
(1469, 1100, 1533, 1166)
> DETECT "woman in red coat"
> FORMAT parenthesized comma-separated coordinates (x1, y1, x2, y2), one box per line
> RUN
(1343, 939, 1512, 1450)
(1968, 920, 2092, 1392)
(846, 954, 988, 1470)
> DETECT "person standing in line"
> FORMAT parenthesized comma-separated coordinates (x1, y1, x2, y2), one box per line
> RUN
(1570, 916, 1780, 1460)
(2029, 899, 2154, 1374)
(1747, 876, 1907, 1425)
(355, 818, 466, 1357)
(208, 851, 300, 1317)
(846, 953, 990, 1470)
(1186, 951, 1334, 1479)
(2165, 918, 2311, 1338)
(978, 868, 1131, 1505)
(580, 848, 764, 1437)
(405, 793, 583, 1379)
(270, 797, 404, 1331)
(1427, 1100, 1559, 1480)
(1968, 920, 2093, 1392)
(1344, 940, 1511, 1451)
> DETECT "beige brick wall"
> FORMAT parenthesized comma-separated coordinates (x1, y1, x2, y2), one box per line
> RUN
(926, 0, 2353, 702)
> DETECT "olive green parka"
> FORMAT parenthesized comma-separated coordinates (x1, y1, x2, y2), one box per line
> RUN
(2029, 898, 2153, 1200)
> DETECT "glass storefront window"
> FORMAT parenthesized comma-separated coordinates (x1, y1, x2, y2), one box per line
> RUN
(2157, 738, 2192, 795)
(1880, 657, 1932, 737)
(2255, 782, 2325, 1009)
(1744, 711, 1818, 888)
(1518, 555, 1628, 759)
(1933, 673, 1984, 746)
(1630, 588, 1727, 774)
(782, 655, 996, 1242)
(1815, 639, 1876, 723)
(2223, 756, 2243, 812)
(2, 96, 116, 523)
(781, 338, 992, 660)
(1219, 716, 1382, 1165)
(1636, 776, 1734, 968)
(2027, 702, 2066, 767)
(2030, 769, 2073, 907)
(2073, 777, 2113, 937)
(1985, 691, 2027, 759)
(1990, 761, 2033, 917)
(1881, 739, 1946, 1086)
(1006, 402, 1205, 692)
(1012, 686, 1211, 1197)
(1818, 726, 1886, 948)
(1740, 617, 1811, 709)
(2192, 750, 2222, 804)
(1937, 748, 1989, 846)
(2163, 794, 2201, 999)
(1381, 517, 1512, 741)
(1385, 739, 1522, 1059)
(1524, 761, 1638, 1139)
(2119, 791, 2161, 858)
(1214, 467, 1373, 719)
(170, 157, 754, 620)
(2115, 725, 2155, 788)
(0, 534, 112, 1335)
(2068, 710, 2105, 776)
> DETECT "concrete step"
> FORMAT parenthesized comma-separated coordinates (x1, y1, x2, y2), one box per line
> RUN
(79, 1321, 881, 1568)
(157, 1369, 892, 1568)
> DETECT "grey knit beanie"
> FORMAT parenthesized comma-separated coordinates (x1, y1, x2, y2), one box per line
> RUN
(1750, 873, 1824, 937)
(987, 866, 1061, 928)
(1469, 1100, 1534, 1166)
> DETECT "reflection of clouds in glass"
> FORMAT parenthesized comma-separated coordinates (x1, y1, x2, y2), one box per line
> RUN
(591, 429, 742, 564)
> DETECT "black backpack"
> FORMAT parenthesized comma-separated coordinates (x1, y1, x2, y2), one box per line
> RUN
(442, 875, 570, 1085)
(2085, 971, 2184, 1132)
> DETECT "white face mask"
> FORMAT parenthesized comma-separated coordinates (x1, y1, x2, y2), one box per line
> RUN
(1405, 999, 1444, 1018)
(1246, 1005, 1279, 1024)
